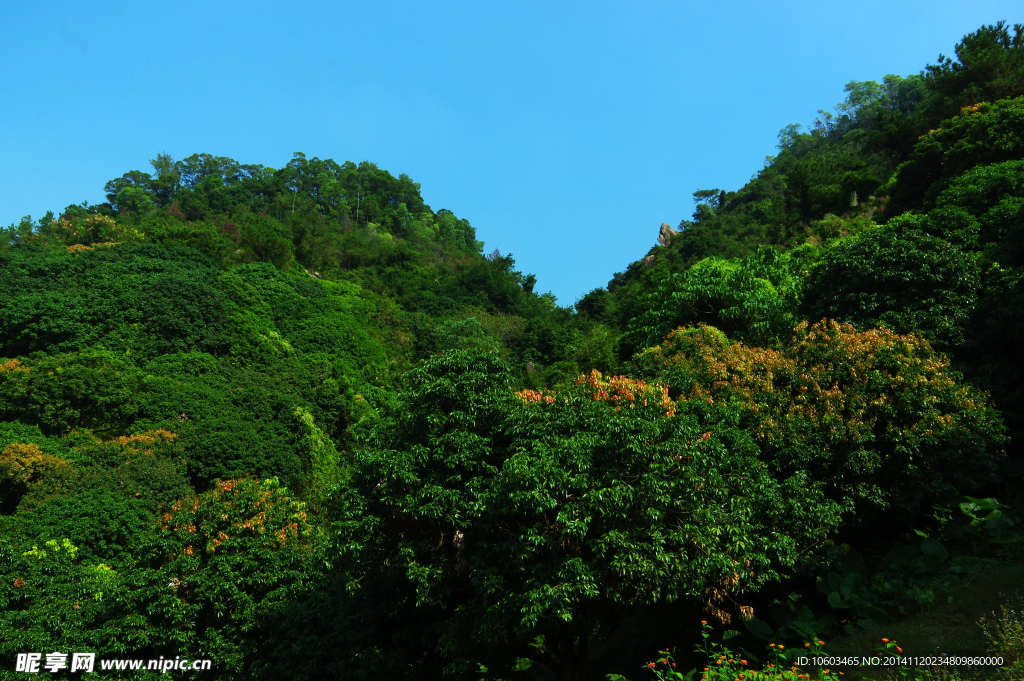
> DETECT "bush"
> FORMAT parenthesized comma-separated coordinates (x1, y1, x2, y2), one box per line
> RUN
(634, 321, 1007, 520)
(802, 216, 980, 348)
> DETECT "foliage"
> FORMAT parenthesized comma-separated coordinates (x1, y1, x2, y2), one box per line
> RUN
(979, 592, 1024, 680)
(640, 623, 838, 681)
(931, 158, 1024, 259)
(65, 430, 193, 514)
(628, 246, 815, 351)
(638, 631, 998, 681)
(1, 22, 1023, 680)
(0, 442, 72, 487)
(0, 441, 75, 514)
(0, 242, 228, 358)
(47, 214, 146, 246)
(25, 488, 151, 562)
(921, 22, 1024, 125)
(0, 479, 326, 680)
(0, 537, 154, 676)
(135, 477, 325, 678)
(0, 348, 144, 437)
(801, 216, 980, 348)
(1, 430, 189, 564)
(885, 96, 1024, 216)
(633, 321, 1006, 520)
(293, 405, 343, 505)
(597, 24, 1023, 345)
(331, 350, 842, 681)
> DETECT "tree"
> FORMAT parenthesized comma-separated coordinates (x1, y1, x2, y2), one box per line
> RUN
(0, 441, 74, 514)
(0, 537, 145, 670)
(922, 22, 1024, 122)
(149, 152, 182, 206)
(801, 215, 980, 348)
(239, 214, 294, 269)
(885, 96, 1024, 216)
(137, 477, 324, 678)
(115, 186, 156, 217)
(0, 348, 144, 437)
(104, 170, 154, 211)
(332, 350, 841, 680)
(633, 321, 1007, 521)
(628, 246, 812, 350)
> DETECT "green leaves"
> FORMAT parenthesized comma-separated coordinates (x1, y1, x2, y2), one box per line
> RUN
(629, 246, 808, 349)
(958, 496, 1024, 543)
(25, 488, 150, 562)
(801, 216, 980, 348)
(0, 348, 144, 437)
(635, 320, 1007, 522)
(135, 478, 326, 678)
(885, 96, 1024, 216)
(334, 351, 841, 678)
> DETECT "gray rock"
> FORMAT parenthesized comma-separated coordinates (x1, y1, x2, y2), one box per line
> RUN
(658, 222, 679, 246)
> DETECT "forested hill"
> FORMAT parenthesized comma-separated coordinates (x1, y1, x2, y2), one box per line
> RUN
(580, 21, 1024, 449)
(1, 21, 1023, 681)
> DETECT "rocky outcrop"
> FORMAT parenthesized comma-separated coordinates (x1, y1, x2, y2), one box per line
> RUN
(657, 222, 679, 246)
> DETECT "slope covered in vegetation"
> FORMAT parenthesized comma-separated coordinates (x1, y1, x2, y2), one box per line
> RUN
(1, 21, 1023, 681)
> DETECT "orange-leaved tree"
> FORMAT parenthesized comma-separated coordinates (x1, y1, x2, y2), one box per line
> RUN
(136, 477, 325, 677)
(634, 320, 1006, 519)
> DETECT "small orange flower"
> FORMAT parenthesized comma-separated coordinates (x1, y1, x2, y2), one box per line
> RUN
(881, 638, 889, 643)
(13, 578, 25, 588)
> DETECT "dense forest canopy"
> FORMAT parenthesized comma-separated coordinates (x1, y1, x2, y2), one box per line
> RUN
(1, 21, 1023, 681)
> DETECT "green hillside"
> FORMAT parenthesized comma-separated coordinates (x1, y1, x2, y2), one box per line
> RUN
(2, 21, 1023, 681)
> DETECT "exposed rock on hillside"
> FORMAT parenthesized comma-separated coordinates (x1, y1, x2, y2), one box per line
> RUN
(658, 222, 679, 246)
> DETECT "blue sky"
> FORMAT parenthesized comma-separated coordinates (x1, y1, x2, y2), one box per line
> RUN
(1, 1, 1019, 305)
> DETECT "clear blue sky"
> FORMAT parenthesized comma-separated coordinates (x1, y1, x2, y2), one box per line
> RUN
(1, 1, 1019, 305)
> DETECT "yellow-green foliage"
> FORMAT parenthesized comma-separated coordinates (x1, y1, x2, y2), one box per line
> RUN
(1, 442, 73, 486)
(636, 320, 1006, 518)
(980, 593, 1024, 680)
(293, 406, 342, 503)
(49, 214, 146, 246)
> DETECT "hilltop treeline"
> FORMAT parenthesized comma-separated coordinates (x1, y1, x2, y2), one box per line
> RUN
(1, 21, 1022, 681)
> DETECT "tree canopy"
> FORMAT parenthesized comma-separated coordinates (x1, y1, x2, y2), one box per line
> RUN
(1, 22, 1022, 680)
